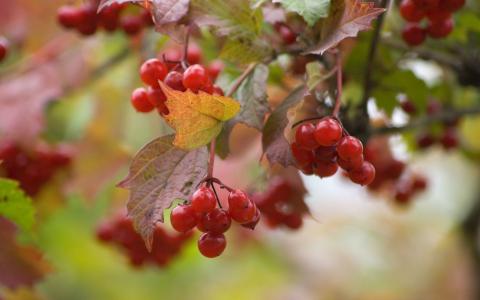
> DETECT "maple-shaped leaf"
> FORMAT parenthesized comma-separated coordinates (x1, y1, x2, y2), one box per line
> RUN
(160, 82, 240, 150)
(306, 0, 385, 55)
(262, 86, 306, 167)
(98, 0, 148, 12)
(118, 135, 208, 250)
(151, 0, 190, 25)
(273, 0, 331, 26)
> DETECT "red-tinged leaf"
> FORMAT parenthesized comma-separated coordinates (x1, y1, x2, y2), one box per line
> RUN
(306, 0, 385, 55)
(98, 0, 148, 12)
(262, 86, 306, 167)
(0, 49, 88, 145)
(117, 135, 208, 250)
(0, 218, 50, 289)
(151, 0, 190, 25)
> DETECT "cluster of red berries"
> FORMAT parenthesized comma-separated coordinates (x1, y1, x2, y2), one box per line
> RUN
(130, 45, 225, 114)
(400, 0, 465, 46)
(0, 143, 71, 196)
(170, 185, 259, 258)
(0, 37, 8, 62)
(400, 98, 460, 150)
(57, 2, 153, 36)
(291, 117, 376, 186)
(365, 138, 428, 206)
(252, 178, 305, 230)
(274, 22, 297, 45)
(96, 213, 191, 267)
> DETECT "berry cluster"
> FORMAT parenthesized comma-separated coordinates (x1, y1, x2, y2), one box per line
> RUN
(274, 22, 297, 45)
(366, 137, 428, 206)
(291, 117, 376, 186)
(97, 213, 191, 267)
(400, 99, 460, 150)
(130, 45, 225, 114)
(252, 178, 305, 230)
(400, 0, 465, 46)
(0, 143, 72, 196)
(0, 37, 8, 63)
(170, 184, 259, 258)
(57, 2, 153, 36)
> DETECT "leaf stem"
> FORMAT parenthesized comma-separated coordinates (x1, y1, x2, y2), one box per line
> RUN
(332, 51, 343, 117)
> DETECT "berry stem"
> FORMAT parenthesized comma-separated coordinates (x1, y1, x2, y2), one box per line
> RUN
(210, 182, 223, 209)
(332, 51, 343, 118)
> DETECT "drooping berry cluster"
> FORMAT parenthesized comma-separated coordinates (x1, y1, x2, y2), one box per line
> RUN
(0, 37, 8, 63)
(97, 213, 191, 267)
(57, 2, 153, 36)
(130, 45, 225, 114)
(291, 117, 376, 186)
(252, 178, 305, 230)
(400, 99, 460, 150)
(0, 143, 72, 196)
(400, 0, 465, 46)
(170, 184, 259, 258)
(366, 137, 428, 206)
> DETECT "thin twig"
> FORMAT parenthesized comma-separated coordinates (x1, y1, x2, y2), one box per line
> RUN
(226, 63, 257, 97)
(370, 106, 480, 135)
(360, 0, 390, 114)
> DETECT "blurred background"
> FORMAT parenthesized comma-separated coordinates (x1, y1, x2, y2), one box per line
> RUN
(1, 0, 480, 299)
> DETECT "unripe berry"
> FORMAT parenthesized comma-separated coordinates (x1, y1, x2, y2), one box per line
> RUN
(313, 118, 343, 146)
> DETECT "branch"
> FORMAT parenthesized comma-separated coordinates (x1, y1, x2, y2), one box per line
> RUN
(360, 0, 390, 113)
(370, 106, 480, 135)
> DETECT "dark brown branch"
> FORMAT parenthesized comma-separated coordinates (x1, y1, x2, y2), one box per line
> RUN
(370, 106, 480, 135)
(360, 0, 390, 113)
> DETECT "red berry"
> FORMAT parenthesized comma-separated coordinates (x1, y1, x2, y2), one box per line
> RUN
(417, 132, 436, 149)
(295, 123, 318, 150)
(182, 64, 209, 93)
(313, 118, 343, 146)
(400, 99, 417, 115)
(241, 208, 261, 230)
(0, 38, 8, 62)
(140, 59, 168, 88)
(440, 128, 459, 150)
(228, 189, 257, 224)
(427, 17, 453, 38)
(208, 60, 224, 81)
(291, 142, 314, 168)
(402, 23, 426, 46)
(439, 0, 465, 11)
(394, 185, 413, 204)
(348, 161, 376, 186)
(284, 214, 303, 230)
(99, 4, 121, 32)
(400, 0, 425, 22)
(301, 165, 314, 175)
(141, 9, 154, 26)
(147, 87, 169, 115)
(76, 4, 98, 36)
(426, 9, 451, 22)
(198, 232, 226, 258)
(314, 161, 338, 178)
(121, 15, 144, 36)
(314, 146, 337, 162)
(164, 71, 186, 92)
(337, 136, 363, 162)
(170, 205, 197, 233)
(413, 176, 428, 191)
(96, 222, 114, 242)
(131, 87, 155, 112)
(199, 208, 231, 234)
(187, 43, 203, 65)
(191, 187, 217, 213)
(277, 24, 296, 45)
(337, 156, 363, 171)
(57, 5, 83, 28)
(162, 48, 182, 70)
(212, 85, 224, 96)
(412, 0, 439, 10)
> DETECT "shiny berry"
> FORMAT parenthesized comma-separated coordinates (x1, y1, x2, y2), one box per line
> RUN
(314, 161, 338, 178)
(131, 88, 155, 112)
(140, 59, 168, 88)
(199, 208, 231, 234)
(198, 232, 226, 258)
(348, 161, 376, 186)
(337, 156, 363, 171)
(164, 71, 186, 91)
(314, 118, 343, 146)
(191, 187, 217, 213)
(400, 0, 425, 22)
(295, 123, 318, 150)
(402, 23, 426, 46)
(170, 205, 197, 233)
(183, 64, 209, 92)
(337, 136, 363, 162)
(228, 189, 256, 224)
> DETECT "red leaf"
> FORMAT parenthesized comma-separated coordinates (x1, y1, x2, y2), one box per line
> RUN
(306, 0, 386, 55)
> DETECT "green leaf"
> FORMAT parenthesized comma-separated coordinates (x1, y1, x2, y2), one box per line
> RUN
(0, 179, 35, 233)
(220, 39, 271, 65)
(273, 0, 331, 26)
